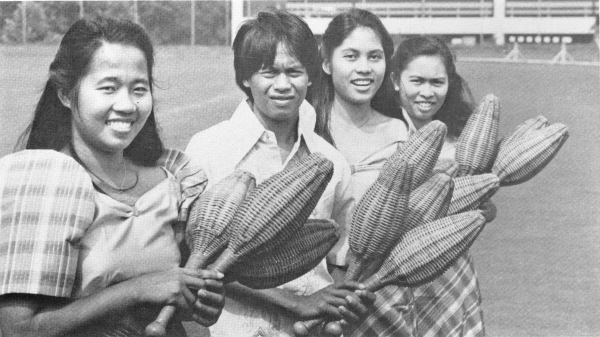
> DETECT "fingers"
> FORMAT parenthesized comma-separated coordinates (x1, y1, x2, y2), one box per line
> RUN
(182, 268, 224, 280)
(355, 289, 376, 305)
(192, 288, 224, 327)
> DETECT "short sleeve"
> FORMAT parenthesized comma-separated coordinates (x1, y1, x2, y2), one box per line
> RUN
(157, 149, 208, 222)
(0, 150, 95, 298)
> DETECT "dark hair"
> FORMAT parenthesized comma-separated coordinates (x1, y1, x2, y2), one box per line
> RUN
(17, 17, 163, 166)
(311, 9, 402, 145)
(232, 8, 320, 101)
(391, 36, 474, 140)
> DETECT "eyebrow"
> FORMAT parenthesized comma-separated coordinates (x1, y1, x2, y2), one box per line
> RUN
(97, 76, 149, 85)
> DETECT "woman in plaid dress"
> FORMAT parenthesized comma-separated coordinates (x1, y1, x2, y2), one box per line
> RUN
(311, 9, 416, 337)
(390, 36, 496, 337)
(0, 17, 224, 336)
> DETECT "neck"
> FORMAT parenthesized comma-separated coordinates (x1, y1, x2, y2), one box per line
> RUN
(69, 139, 126, 174)
(332, 96, 374, 128)
(410, 117, 431, 131)
(250, 102, 299, 149)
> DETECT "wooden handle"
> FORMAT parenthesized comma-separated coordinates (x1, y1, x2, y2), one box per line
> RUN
(293, 318, 322, 336)
(145, 305, 175, 336)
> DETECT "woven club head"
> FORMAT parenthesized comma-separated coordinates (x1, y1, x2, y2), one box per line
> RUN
(492, 123, 569, 186)
(432, 158, 459, 178)
(0, 150, 95, 297)
(449, 173, 500, 214)
(212, 153, 334, 272)
(501, 115, 548, 149)
(390, 120, 446, 189)
(456, 94, 500, 177)
(230, 219, 340, 289)
(405, 173, 454, 232)
(363, 211, 486, 291)
(185, 170, 255, 269)
(346, 162, 414, 281)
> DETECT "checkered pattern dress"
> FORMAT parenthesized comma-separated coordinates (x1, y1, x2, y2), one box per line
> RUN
(349, 285, 417, 337)
(410, 138, 485, 337)
(412, 251, 484, 337)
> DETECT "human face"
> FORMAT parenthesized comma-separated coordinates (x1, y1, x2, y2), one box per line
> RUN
(243, 43, 311, 128)
(394, 55, 448, 129)
(61, 42, 152, 155)
(323, 27, 386, 108)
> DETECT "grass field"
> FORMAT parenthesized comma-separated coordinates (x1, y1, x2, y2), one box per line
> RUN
(1, 45, 599, 336)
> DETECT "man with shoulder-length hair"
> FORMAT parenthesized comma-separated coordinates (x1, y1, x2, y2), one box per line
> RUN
(186, 8, 373, 337)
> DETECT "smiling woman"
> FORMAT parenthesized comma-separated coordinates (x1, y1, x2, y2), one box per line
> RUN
(0, 17, 225, 337)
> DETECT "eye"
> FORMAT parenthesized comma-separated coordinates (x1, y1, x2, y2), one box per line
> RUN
(260, 69, 276, 78)
(133, 86, 149, 95)
(99, 86, 116, 92)
(410, 78, 423, 84)
(343, 53, 357, 60)
(369, 54, 383, 61)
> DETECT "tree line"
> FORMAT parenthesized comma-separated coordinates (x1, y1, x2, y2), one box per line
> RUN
(0, 1, 230, 45)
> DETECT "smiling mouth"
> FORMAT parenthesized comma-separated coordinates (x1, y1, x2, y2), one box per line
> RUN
(106, 120, 136, 132)
(415, 102, 435, 109)
(351, 79, 374, 86)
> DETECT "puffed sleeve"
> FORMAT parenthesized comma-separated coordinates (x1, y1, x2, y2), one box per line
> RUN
(0, 150, 95, 298)
(157, 148, 208, 222)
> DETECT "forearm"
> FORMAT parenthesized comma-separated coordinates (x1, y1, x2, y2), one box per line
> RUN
(0, 280, 141, 337)
(225, 282, 301, 315)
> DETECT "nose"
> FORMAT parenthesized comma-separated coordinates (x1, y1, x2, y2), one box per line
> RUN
(419, 84, 434, 98)
(273, 73, 292, 92)
(355, 56, 372, 74)
(112, 89, 137, 113)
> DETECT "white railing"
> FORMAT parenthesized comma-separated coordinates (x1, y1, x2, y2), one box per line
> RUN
(285, 0, 598, 18)
(285, 1, 494, 18)
(505, 1, 598, 17)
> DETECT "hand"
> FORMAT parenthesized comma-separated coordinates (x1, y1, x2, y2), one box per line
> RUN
(338, 288, 376, 336)
(289, 282, 364, 320)
(478, 199, 497, 223)
(190, 274, 225, 327)
(129, 267, 223, 312)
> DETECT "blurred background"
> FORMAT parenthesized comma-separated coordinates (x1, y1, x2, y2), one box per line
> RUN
(0, 1, 599, 336)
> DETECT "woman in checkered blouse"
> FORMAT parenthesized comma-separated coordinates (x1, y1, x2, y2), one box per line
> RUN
(0, 17, 224, 336)
(390, 36, 497, 337)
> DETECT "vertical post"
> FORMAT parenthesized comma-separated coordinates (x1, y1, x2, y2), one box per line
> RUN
(133, 0, 140, 24)
(190, 0, 196, 46)
(493, 0, 506, 45)
(231, 0, 243, 46)
(21, 1, 26, 44)
(480, 0, 484, 43)
(79, 0, 84, 19)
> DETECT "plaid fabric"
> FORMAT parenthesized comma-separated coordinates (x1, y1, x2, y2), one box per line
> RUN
(412, 250, 484, 337)
(349, 285, 416, 337)
(157, 148, 208, 222)
(0, 150, 95, 298)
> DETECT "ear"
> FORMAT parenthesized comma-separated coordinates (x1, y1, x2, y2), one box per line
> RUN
(390, 72, 400, 91)
(307, 80, 312, 87)
(243, 79, 250, 88)
(322, 60, 331, 76)
(57, 89, 72, 109)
